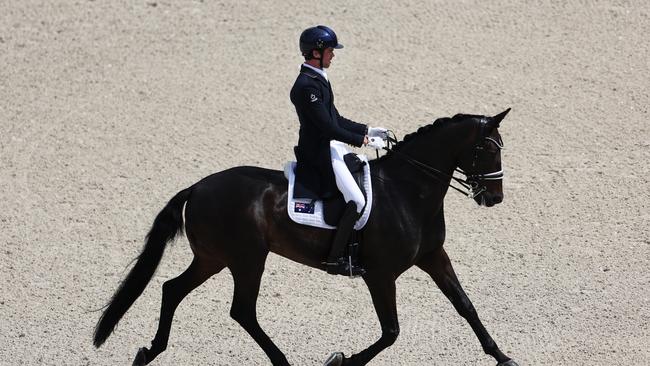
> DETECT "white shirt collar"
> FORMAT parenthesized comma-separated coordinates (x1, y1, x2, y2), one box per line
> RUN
(302, 63, 328, 82)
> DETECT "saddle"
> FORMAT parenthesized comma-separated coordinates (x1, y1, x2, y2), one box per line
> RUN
(284, 153, 373, 230)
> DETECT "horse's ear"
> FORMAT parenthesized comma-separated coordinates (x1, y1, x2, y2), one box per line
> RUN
(490, 108, 511, 128)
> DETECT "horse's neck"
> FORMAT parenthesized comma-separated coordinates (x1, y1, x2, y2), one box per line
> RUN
(371, 126, 466, 207)
(385, 127, 462, 176)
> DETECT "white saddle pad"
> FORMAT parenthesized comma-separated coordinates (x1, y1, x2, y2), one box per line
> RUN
(283, 158, 373, 230)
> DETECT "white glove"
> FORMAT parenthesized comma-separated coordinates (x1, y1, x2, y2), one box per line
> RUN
(368, 127, 388, 139)
(367, 136, 386, 150)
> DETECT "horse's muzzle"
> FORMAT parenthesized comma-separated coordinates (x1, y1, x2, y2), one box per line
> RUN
(491, 193, 503, 205)
(477, 192, 503, 207)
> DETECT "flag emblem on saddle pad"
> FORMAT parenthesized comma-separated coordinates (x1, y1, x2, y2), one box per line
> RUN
(294, 202, 315, 214)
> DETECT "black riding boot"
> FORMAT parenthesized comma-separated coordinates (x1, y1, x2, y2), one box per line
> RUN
(325, 201, 365, 277)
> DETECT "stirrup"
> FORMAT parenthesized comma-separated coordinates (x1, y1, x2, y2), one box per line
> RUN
(324, 257, 365, 278)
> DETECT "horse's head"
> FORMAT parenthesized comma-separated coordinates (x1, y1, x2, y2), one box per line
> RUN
(456, 108, 510, 207)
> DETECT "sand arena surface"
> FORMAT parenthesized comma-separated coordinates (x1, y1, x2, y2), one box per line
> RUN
(1, 1, 648, 365)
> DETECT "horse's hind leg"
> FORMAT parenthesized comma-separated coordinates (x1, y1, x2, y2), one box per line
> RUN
(133, 258, 222, 366)
(229, 254, 290, 366)
(416, 248, 517, 366)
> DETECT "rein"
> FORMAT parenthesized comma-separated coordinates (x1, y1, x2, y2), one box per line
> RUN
(378, 129, 503, 199)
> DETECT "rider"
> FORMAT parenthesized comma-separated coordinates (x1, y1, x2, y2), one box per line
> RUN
(290, 25, 387, 276)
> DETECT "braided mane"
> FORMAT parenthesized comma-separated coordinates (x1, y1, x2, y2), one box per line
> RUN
(392, 113, 478, 152)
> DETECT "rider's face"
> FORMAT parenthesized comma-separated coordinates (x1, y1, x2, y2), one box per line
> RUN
(314, 48, 335, 68)
(322, 48, 334, 68)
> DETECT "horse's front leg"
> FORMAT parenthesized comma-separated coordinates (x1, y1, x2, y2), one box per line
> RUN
(325, 275, 400, 366)
(416, 248, 518, 366)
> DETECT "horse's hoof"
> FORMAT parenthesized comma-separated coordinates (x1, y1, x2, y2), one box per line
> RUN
(497, 360, 519, 366)
(132, 348, 148, 366)
(323, 352, 344, 366)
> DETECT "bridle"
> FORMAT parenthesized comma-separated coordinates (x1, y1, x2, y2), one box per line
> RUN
(380, 119, 504, 199)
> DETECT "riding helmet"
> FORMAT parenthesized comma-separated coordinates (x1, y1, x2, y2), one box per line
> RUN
(299, 25, 344, 59)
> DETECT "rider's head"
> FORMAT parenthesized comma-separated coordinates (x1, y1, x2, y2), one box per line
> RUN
(299, 25, 343, 69)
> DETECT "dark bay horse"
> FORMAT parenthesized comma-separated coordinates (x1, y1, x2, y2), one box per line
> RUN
(93, 109, 519, 366)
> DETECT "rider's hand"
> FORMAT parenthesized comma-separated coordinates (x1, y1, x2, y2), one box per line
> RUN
(363, 135, 369, 145)
(367, 136, 386, 150)
(368, 127, 388, 139)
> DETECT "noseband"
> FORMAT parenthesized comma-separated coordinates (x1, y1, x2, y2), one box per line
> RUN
(456, 120, 505, 197)
(382, 120, 504, 199)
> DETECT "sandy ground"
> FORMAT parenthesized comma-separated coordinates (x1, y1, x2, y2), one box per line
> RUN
(1, 1, 648, 365)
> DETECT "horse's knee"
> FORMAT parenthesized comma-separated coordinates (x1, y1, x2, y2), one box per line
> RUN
(161, 279, 175, 295)
(230, 304, 254, 326)
(229, 306, 244, 323)
(382, 327, 400, 346)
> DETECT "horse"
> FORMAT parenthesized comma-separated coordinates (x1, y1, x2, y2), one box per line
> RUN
(93, 108, 518, 366)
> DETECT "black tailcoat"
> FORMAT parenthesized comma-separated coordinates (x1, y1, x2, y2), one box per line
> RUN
(290, 65, 367, 199)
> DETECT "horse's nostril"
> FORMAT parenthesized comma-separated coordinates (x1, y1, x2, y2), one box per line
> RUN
(493, 195, 503, 204)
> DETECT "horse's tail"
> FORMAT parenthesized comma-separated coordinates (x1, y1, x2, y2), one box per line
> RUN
(93, 185, 194, 348)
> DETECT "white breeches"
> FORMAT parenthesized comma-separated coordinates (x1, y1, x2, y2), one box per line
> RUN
(330, 141, 365, 213)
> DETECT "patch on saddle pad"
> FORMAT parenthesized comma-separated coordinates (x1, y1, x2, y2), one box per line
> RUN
(283, 158, 373, 230)
(293, 201, 315, 214)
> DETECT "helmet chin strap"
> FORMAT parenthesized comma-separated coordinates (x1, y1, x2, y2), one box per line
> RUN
(311, 49, 324, 69)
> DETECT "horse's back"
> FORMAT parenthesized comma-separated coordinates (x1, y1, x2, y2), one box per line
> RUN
(187, 166, 284, 213)
(196, 166, 285, 188)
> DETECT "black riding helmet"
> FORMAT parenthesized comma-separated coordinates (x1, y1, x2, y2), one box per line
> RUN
(299, 25, 343, 67)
